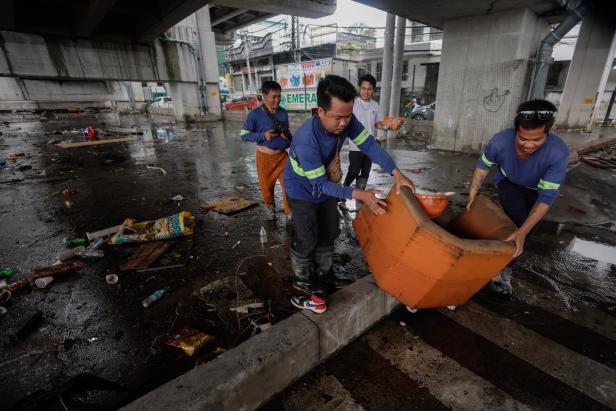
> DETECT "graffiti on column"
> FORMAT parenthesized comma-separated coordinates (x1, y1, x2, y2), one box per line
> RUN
(483, 88, 510, 112)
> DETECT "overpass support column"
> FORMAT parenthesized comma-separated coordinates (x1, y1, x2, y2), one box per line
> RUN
(432, 8, 549, 152)
(556, 13, 616, 131)
(195, 5, 222, 119)
(389, 16, 406, 118)
(378, 13, 396, 140)
(168, 82, 201, 122)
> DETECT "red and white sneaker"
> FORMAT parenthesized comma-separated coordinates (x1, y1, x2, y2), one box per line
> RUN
(291, 294, 327, 314)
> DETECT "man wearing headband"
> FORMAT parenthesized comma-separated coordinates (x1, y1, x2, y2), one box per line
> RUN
(466, 99, 569, 295)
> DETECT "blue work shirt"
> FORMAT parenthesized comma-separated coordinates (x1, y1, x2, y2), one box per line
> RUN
(240, 106, 291, 150)
(284, 114, 397, 203)
(477, 128, 569, 206)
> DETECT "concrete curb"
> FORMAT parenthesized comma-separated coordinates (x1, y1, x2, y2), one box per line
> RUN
(122, 275, 400, 411)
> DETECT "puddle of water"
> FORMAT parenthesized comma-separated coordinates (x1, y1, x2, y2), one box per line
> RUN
(568, 237, 616, 265)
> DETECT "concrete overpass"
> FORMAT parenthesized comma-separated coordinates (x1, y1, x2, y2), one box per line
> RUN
(0, 0, 336, 120)
(356, 0, 616, 151)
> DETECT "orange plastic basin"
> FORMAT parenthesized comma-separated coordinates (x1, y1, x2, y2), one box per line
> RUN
(353, 186, 516, 309)
(415, 193, 449, 218)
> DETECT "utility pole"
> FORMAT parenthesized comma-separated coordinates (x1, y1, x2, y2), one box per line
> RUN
(243, 33, 255, 93)
(291, 16, 298, 62)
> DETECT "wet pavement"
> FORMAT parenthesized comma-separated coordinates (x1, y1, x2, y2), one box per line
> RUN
(1, 113, 615, 409)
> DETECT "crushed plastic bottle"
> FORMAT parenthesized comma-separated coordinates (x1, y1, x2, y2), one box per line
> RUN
(260, 226, 267, 244)
(87, 237, 105, 251)
(1, 267, 13, 278)
(63, 237, 86, 248)
(142, 288, 169, 308)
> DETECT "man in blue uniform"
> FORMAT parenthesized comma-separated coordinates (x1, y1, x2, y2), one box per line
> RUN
(285, 75, 416, 313)
(240, 81, 292, 222)
(467, 99, 569, 295)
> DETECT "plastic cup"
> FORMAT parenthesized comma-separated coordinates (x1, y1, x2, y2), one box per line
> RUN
(35, 276, 54, 289)
(105, 274, 119, 285)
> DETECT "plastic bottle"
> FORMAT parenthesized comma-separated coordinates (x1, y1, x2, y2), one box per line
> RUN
(1, 267, 13, 278)
(79, 249, 105, 258)
(259, 226, 267, 244)
(63, 237, 87, 248)
(86, 237, 105, 251)
(142, 288, 169, 308)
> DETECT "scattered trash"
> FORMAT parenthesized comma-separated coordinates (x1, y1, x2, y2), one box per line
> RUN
(195, 347, 226, 367)
(110, 211, 194, 244)
(171, 195, 184, 202)
(164, 326, 214, 356)
(200, 196, 259, 215)
(120, 241, 173, 271)
(232, 240, 240, 249)
(1, 267, 13, 278)
(0, 288, 11, 303)
(62, 188, 78, 196)
(399, 321, 407, 327)
(260, 226, 267, 244)
(57, 246, 86, 262)
(0, 306, 7, 316)
(136, 239, 192, 273)
(82, 126, 98, 141)
(88, 337, 99, 343)
(11, 152, 26, 158)
(229, 301, 264, 314)
(34, 261, 86, 278)
(78, 249, 104, 258)
(87, 237, 105, 251)
(34, 276, 54, 289)
(105, 274, 119, 285)
(142, 288, 169, 308)
(63, 237, 87, 248)
(64, 200, 74, 208)
(86, 224, 123, 241)
(577, 137, 616, 169)
(56, 137, 134, 148)
(146, 165, 167, 176)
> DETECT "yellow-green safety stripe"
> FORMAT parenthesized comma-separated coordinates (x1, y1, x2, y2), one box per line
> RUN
(538, 179, 560, 190)
(352, 129, 370, 146)
(481, 152, 496, 167)
(500, 167, 507, 176)
(289, 156, 326, 179)
(240, 129, 251, 135)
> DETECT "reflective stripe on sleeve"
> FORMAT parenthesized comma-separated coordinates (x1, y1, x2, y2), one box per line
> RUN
(289, 156, 326, 179)
(538, 179, 560, 190)
(352, 128, 370, 146)
(481, 152, 496, 167)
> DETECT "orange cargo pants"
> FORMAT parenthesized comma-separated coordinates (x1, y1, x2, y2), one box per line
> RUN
(256, 149, 291, 215)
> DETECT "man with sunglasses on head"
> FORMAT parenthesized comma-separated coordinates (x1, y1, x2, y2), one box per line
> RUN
(466, 99, 569, 295)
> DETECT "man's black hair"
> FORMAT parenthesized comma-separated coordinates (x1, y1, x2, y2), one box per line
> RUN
(261, 80, 281, 95)
(358, 74, 377, 89)
(317, 75, 357, 111)
(514, 99, 557, 133)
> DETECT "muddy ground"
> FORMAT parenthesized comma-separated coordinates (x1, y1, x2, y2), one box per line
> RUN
(1, 112, 615, 409)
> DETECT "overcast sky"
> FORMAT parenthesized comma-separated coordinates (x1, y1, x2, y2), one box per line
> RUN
(301, 0, 386, 27)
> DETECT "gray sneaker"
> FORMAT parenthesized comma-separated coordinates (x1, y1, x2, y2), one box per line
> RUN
(490, 267, 513, 295)
(265, 205, 276, 221)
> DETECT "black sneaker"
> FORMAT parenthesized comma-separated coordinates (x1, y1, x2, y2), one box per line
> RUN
(293, 280, 329, 298)
(291, 295, 327, 314)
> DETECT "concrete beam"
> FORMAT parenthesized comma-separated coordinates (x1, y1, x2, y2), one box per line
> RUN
(0, 0, 15, 30)
(211, 9, 248, 26)
(137, 0, 211, 42)
(210, 0, 336, 19)
(76, 0, 120, 37)
(222, 13, 277, 35)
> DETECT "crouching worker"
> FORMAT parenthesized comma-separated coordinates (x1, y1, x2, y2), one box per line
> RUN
(467, 99, 569, 295)
(285, 75, 416, 313)
(240, 81, 293, 223)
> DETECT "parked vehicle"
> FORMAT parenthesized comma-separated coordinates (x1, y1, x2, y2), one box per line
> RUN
(224, 95, 261, 111)
(409, 102, 435, 120)
(150, 96, 173, 108)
